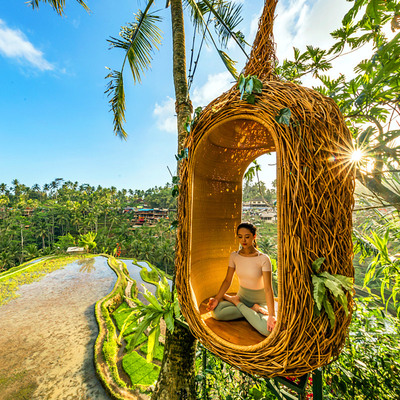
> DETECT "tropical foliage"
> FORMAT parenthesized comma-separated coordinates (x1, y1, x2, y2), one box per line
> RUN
(311, 258, 353, 328)
(277, 0, 400, 211)
(0, 179, 176, 272)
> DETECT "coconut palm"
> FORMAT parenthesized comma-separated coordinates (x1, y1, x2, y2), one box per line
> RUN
(105, 2, 246, 398)
(0, 183, 8, 195)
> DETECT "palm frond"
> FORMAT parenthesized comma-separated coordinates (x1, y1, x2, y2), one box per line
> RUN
(28, 0, 90, 15)
(184, 1, 240, 79)
(202, 0, 247, 55)
(104, 69, 127, 140)
(218, 50, 238, 80)
(210, 1, 244, 48)
(107, 7, 162, 84)
(106, 2, 162, 137)
(184, 0, 209, 27)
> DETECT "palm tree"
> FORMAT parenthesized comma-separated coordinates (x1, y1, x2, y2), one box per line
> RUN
(11, 178, 21, 198)
(0, 183, 7, 195)
(106, 2, 246, 398)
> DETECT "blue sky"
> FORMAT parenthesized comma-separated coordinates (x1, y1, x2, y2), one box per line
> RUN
(0, 0, 353, 191)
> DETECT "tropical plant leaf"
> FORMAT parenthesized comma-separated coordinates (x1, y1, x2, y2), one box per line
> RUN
(142, 288, 163, 312)
(237, 74, 263, 103)
(311, 257, 325, 273)
(106, 2, 161, 137)
(275, 107, 292, 126)
(208, 0, 244, 48)
(320, 274, 346, 299)
(312, 275, 327, 311)
(28, 0, 90, 15)
(129, 313, 156, 350)
(146, 316, 161, 362)
(164, 309, 175, 333)
(218, 50, 238, 80)
(186, 0, 248, 56)
(337, 292, 349, 316)
(323, 296, 336, 328)
(104, 69, 127, 140)
(118, 309, 139, 342)
(332, 274, 354, 292)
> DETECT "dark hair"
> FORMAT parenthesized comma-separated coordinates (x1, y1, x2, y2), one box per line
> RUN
(237, 222, 258, 248)
(236, 222, 257, 236)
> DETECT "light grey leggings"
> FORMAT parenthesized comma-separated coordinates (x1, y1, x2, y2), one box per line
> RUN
(212, 287, 272, 336)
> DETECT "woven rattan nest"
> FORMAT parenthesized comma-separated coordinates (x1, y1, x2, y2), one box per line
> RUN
(175, 1, 355, 378)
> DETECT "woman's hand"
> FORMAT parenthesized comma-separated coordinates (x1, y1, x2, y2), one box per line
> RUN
(251, 303, 268, 315)
(207, 297, 219, 311)
(267, 315, 276, 332)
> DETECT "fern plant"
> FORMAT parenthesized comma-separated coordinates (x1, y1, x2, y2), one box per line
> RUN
(311, 257, 353, 328)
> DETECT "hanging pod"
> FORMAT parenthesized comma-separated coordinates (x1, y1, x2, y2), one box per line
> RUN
(176, 0, 355, 378)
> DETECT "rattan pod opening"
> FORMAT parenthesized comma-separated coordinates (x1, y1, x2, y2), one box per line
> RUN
(176, 79, 355, 377)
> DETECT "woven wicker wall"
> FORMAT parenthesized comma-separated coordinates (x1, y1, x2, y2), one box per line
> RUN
(176, 80, 355, 377)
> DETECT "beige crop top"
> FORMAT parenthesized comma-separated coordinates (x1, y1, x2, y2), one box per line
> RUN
(228, 251, 271, 290)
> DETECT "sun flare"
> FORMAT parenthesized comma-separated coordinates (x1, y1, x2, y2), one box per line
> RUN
(351, 149, 363, 162)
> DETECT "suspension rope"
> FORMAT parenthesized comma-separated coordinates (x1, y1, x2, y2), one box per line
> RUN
(187, 6, 213, 92)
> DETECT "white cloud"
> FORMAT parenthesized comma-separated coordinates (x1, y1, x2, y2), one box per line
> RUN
(191, 71, 235, 108)
(0, 19, 54, 71)
(153, 96, 177, 134)
(273, 0, 371, 86)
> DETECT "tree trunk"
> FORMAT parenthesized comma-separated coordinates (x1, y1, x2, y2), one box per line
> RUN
(152, 1, 197, 399)
(170, 0, 193, 152)
(152, 324, 197, 400)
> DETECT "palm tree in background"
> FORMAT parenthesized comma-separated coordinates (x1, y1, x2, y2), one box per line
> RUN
(0, 183, 8, 195)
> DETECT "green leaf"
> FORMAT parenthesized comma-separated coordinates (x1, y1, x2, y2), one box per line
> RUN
(218, 50, 238, 80)
(246, 94, 256, 104)
(164, 309, 175, 333)
(312, 275, 327, 311)
(130, 314, 155, 350)
(146, 318, 161, 362)
(104, 69, 127, 140)
(172, 186, 179, 197)
(275, 107, 292, 126)
(323, 296, 336, 329)
(245, 77, 254, 95)
(251, 76, 263, 93)
(170, 220, 179, 230)
(237, 73, 246, 98)
(142, 289, 163, 311)
(312, 257, 325, 273)
(173, 293, 181, 318)
(332, 274, 354, 292)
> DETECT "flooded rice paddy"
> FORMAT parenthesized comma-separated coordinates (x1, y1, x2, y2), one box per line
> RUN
(0, 256, 116, 400)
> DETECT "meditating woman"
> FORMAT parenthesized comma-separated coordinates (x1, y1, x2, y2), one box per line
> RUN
(207, 222, 276, 336)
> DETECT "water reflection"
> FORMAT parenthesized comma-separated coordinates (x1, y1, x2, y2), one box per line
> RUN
(77, 258, 96, 273)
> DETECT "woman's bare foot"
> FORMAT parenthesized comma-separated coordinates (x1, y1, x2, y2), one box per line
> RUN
(251, 303, 269, 315)
(223, 294, 240, 306)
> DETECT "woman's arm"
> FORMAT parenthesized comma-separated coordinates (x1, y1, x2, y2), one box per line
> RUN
(207, 267, 235, 311)
(262, 264, 276, 332)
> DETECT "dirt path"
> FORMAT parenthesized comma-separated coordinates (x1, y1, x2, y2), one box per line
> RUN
(0, 257, 116, 400)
